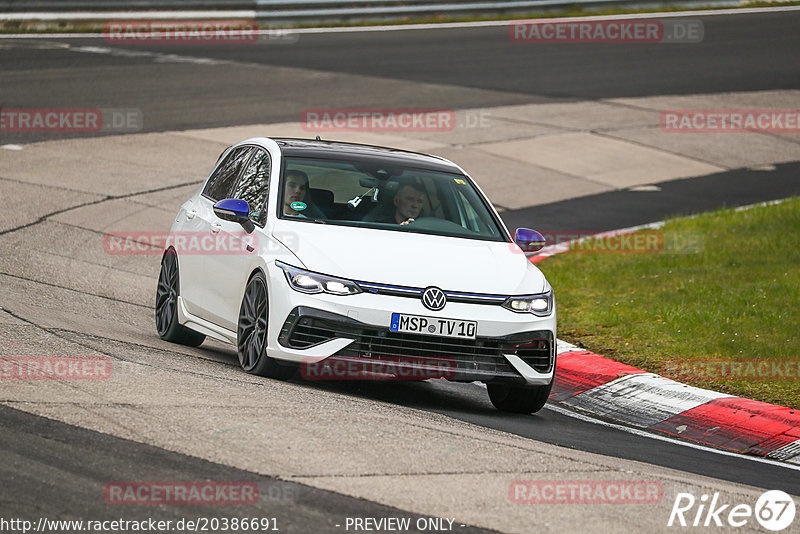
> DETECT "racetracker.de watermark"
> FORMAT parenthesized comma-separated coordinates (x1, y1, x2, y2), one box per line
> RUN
(301, 356, 456, 381)
(551, 230, 664, 254)
(509, 18, 703, 43)
(302, 108, 459, 132)
(1, 108, 142, 133)
(1, 356, 111, 380)
(509, 480, 663, 504)
(104, 482, 259, 505)
(661, 359, 800, 382)
(531, 229, 704, 255)
(661, 109, 800, 133)
(104, 20, 298, 44)
(104, 231, 258, 255)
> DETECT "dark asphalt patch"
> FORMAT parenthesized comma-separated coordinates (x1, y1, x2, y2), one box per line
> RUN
(500, 161, 800, 232)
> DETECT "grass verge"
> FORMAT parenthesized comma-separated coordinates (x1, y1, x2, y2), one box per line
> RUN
(541, 197, 800, 409)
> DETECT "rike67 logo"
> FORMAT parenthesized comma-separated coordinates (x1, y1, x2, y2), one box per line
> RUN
(668, 490, 796, 531)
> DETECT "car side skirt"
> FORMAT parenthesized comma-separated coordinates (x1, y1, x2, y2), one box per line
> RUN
(177, 296, 237, 344)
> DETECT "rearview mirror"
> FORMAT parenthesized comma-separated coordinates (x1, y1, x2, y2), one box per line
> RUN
(514, 228, 546, 253)
(213, 198, 255, 233)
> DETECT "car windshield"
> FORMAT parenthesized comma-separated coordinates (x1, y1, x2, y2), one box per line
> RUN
(278, 155, 507, 242)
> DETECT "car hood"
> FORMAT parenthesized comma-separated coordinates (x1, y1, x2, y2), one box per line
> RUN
(271, 221, 547, 295)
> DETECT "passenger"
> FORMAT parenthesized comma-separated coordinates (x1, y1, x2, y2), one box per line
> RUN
(283, 170, 309, 217)
(374, 182, 426, 225)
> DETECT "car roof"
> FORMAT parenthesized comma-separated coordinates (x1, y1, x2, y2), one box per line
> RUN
(271, 137, 462, 174)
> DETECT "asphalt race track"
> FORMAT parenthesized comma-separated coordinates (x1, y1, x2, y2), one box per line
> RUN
(0, 404, 496, 533)
(1, 8, 799, 533)
(2, 11, 800, 142)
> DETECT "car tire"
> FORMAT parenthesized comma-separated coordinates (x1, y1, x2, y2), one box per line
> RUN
(237, 271, 297, 380)
(487, 381, 552, 414)
(155, 248, 206, 347)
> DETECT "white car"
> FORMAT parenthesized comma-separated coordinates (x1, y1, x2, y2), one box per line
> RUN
(156, 138, 556, 413)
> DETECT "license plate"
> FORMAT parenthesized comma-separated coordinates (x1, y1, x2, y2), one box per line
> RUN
(389, 313, 477, 339)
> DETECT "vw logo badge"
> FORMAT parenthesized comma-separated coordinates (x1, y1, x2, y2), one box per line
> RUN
(422, 287, 446, 311)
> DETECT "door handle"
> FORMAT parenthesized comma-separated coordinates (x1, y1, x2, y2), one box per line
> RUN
(185, 210, 196, 220)
(210, 223, 222, 233)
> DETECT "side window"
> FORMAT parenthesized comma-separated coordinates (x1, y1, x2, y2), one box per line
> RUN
(203, 146, 254, 201)
(232, 149, 271, 226)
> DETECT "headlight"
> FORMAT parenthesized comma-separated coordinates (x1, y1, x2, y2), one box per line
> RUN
(502, 291, 553, 316)
(277, 262, 361, 296)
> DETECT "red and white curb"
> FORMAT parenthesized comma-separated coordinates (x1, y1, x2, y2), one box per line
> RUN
(552, 340, 800, 463)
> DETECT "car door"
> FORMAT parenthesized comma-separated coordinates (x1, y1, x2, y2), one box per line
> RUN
(203, 147, 272, 330)
(179, 145, 255, 325)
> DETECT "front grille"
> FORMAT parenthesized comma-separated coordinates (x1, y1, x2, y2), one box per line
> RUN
(356, 281, 508, 305)
(280, 307, 553, 381)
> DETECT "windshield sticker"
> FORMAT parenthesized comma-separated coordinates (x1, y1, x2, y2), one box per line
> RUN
(454, 178, 466, 185)
(290, 201, 307, 211)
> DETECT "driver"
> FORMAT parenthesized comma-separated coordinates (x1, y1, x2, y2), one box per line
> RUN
(375, 182, 426, 225)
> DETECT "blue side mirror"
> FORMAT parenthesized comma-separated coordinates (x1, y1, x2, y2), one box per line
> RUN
(213, 198, 250, 221)
(213, 199, 255, 233)
(514, 228, 546, 253)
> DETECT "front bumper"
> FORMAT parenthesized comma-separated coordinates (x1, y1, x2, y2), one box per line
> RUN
(279, 306, 554, 384)
(264, 262, 556, 386)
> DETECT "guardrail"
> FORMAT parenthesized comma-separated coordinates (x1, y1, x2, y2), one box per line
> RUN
(0, 0, 742, 22)
(0, 0, 249, 10)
